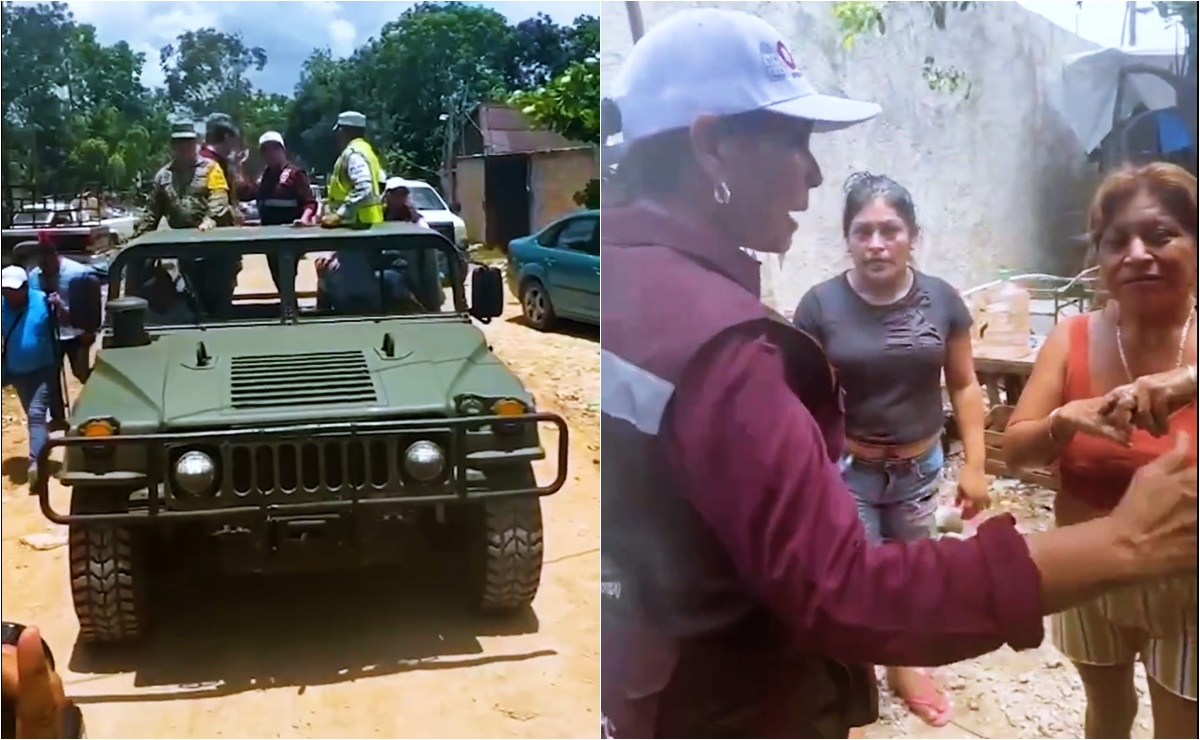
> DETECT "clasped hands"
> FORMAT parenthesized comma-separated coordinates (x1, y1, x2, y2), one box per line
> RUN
(1058, 367, 1197, 445)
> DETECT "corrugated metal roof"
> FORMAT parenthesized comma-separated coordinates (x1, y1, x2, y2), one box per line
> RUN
(468, 103, 583, 156)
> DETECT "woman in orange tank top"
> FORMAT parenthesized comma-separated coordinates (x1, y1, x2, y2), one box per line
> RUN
(1004, 163, 1199, 738)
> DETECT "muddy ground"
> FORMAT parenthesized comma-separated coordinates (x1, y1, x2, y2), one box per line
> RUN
(1, 258, 601, 738)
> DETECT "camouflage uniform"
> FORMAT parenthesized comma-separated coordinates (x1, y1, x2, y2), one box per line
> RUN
(132, 122, 235, 238)
(132, 120, 239, 316)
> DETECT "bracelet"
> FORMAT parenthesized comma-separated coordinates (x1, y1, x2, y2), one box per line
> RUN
(1047, 407, 1064, 443)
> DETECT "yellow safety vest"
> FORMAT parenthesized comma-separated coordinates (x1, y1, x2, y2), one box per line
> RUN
(327, 137, 384, 224)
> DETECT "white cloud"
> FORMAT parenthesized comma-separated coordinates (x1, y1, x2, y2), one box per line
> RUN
(328, 19, 358, 57)
(296, 1, 359, 57)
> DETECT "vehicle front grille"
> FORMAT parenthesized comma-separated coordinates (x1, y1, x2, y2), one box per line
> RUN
(229, 351, 378, 409)
(431, 223, 455, 244)
(225, 432, 452, 498)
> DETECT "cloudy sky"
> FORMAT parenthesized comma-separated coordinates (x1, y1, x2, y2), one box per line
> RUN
(50, 1, 600, 95)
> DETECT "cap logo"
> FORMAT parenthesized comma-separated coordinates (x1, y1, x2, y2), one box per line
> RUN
(777, 41, 796, 70)
(761, 41, 800, 81)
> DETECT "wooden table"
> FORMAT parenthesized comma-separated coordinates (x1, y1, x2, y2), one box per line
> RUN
(969, 343, 1059, 490)
(972, 347, 1039, 407)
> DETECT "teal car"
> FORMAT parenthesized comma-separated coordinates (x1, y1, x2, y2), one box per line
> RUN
(506, 209, 599, 331)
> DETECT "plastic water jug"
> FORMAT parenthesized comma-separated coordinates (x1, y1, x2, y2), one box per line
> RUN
(978, 269, 1032, 359)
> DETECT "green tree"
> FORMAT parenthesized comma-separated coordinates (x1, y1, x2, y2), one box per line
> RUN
(288, 2, 542, 179)
(509, 57, 600, 145)
(2, 0, 600, 207)
(1, 1, 76, 187)
(159, 28, 268, 119)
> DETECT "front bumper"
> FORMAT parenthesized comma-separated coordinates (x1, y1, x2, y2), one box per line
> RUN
(34, 413, 568, 526)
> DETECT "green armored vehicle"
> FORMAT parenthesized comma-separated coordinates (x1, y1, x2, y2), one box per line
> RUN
(33, 223, 568, 644)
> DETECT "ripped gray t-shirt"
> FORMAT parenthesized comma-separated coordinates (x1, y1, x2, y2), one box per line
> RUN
(792, 270, 972, 446)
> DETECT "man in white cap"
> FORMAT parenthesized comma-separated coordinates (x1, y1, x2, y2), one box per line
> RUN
(2, 264, 59, 486)
(240, 130, 318, 288)
(321, 111, 384, 228)
(242, 131, 318, 227)
(599, 8, 1199, 739)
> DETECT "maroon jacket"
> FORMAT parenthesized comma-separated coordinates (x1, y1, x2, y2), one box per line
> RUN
(600, 203, 1043, 738)
(239, 163, 317, 225)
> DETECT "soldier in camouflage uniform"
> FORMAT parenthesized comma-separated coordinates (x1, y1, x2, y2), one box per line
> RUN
(132, 120, 238, 317)
(132, 120, 235, 237)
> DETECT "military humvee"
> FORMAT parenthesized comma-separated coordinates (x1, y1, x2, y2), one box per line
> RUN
(32, 223, 568, 644)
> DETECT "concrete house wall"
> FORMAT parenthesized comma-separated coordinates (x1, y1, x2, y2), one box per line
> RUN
(601, 1, 1100, 312)
(455, 157, 486, 244)
(454, 149, 598, 246)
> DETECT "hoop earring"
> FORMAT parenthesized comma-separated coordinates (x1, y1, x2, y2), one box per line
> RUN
(713, 181, 731, 205)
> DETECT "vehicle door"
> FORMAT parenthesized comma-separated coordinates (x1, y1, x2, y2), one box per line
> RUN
(542, 213, 598, 320)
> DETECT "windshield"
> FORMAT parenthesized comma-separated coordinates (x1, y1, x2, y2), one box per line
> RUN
(12, 211, 56, 227)
(114, 239, 464, 327)
(408, 186, 449, 211)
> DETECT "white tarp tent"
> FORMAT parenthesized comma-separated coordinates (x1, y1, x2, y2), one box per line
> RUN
(1047, 46, 1188, 154)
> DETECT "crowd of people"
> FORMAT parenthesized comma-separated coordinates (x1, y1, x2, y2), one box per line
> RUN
(600, 8, 1197, 739)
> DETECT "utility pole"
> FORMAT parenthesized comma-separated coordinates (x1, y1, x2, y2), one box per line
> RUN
(626, 1, 645, 42)
(1126, 0, 1138, 46)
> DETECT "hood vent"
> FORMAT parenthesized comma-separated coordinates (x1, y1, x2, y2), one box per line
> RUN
(230, 350, 378, 409)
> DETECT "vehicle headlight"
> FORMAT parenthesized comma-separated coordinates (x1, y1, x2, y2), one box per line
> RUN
(174, 450, 218, 496)
(404, 440, 445, 482)
(457, 396, 487, 416)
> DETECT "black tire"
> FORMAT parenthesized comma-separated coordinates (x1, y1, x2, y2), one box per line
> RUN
(474, 468, 544, 613)
(519, 279, 556, 331)
(68, 489, 148, 644)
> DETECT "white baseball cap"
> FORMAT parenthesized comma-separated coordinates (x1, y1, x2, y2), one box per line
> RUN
(1, 265, 28, 290)
(258, 130, 285, 148)
(334, 111, 367, 129)
(610, 9, 881, 144)
(384, 177, 406, 192)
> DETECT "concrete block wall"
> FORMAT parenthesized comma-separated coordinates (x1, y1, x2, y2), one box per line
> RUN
(601, 1, 1101, 311)
(531, 148, 600, 229)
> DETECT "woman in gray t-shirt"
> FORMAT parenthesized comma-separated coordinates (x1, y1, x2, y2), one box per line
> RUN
(792, 172, 990, 728)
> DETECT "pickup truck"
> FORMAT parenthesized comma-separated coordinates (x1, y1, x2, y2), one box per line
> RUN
(1, 202, 132, 266)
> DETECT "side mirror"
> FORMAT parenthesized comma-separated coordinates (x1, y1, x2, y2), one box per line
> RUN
(468, 265, 504, 324)
(450, 202, 462, 214)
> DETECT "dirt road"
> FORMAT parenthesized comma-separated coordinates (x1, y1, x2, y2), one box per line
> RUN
(1, 262, 600, 739)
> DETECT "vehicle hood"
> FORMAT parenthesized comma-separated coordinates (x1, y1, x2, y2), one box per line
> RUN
(72, 318, 531, 429)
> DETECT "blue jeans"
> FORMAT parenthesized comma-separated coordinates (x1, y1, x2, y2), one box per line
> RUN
(840, 444, 943, 544)
(10, 365, 57, 470)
